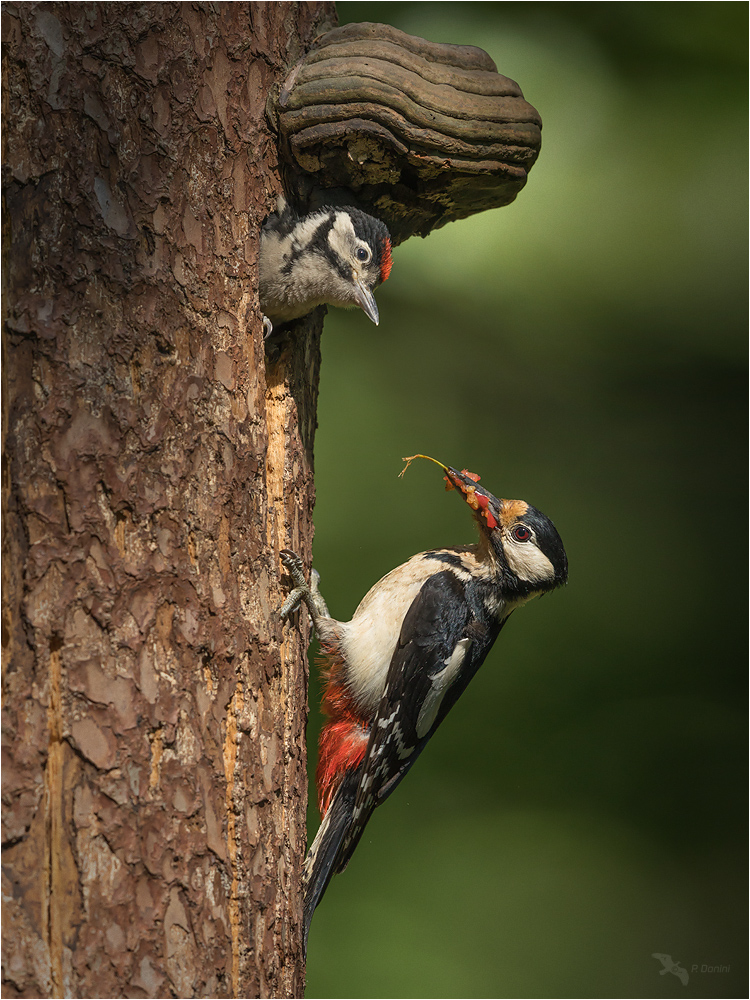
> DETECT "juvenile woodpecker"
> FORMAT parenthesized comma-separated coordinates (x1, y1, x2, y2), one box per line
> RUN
(280, 455, 568, 950)
(259, 196, 392, 334)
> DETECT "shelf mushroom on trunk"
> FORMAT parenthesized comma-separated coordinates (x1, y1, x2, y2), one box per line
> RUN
(268, 21, 543, 245)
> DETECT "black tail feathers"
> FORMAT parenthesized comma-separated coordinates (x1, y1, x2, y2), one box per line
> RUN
(302, 769, 361, 954)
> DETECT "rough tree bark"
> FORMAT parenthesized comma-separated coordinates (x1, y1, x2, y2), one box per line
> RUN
(2, 3, 334, 997)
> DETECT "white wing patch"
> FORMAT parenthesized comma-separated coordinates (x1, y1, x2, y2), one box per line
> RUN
(416, 638, 471, 739)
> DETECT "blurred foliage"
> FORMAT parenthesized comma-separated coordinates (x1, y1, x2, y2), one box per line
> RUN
(301, 3, 747, 997)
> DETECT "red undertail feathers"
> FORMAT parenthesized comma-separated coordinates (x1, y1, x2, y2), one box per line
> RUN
(315, 637, 369, 816)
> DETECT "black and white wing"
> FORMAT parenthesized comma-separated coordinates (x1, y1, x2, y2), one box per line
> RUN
(337, 569, 502, 872)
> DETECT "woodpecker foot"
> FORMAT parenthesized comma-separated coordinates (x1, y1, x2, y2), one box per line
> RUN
(280, 550, 330, 625)
(263, 315, 274, 339)
(309, 568, 330, 618)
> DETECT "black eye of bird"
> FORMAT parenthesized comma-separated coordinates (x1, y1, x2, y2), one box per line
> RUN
(512, 525, 532, 542)
(356, 246, 371, 263)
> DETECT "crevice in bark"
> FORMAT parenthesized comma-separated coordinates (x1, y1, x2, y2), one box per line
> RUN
(45, 635, 64, 1000)
(279, 601, 298, 1000)
(148, 726, 164, 791)
(264, 366, 292, 552)
(223, 685, 243, 998)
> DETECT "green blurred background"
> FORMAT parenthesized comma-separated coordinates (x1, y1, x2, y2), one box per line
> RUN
(303, 4, 747, 996)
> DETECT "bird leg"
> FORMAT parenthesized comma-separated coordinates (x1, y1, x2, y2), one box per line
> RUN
(279, 549, 330, 629)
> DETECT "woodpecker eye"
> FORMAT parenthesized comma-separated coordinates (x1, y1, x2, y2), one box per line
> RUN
(512, 525, 532, 542)
(355, 246, 371, 263)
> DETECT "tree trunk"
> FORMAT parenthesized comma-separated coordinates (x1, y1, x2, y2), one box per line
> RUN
(2, 3, 334, 996)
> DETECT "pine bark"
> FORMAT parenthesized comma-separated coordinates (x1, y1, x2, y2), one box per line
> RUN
(2, 3, 334, 996)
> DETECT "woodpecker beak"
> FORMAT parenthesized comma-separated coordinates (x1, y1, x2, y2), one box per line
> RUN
(444, 466, 484, 493)
(400, 454, 501, 530)
(352, 275, 380, 325)
(441, 467, 501, 529)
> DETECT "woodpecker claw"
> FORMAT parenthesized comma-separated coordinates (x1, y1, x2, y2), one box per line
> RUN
(280, 548, 305, 584)
(279, 550, 330, 626)
(279, 585, 306, 621)
(279, 549, 307, 620)
(262, 315, 274, 339)
(309, 568, 330, 619)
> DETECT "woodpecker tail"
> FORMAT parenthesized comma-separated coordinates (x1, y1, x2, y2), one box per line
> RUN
(302, 767, 361, 953)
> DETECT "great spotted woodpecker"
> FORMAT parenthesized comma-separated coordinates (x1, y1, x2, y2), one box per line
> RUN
(280, 455, 568, 950)
(259, 196, 392, 335)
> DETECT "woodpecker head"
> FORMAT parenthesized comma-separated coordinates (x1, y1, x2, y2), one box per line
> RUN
(259, 198, 392, 326)
(401, 454, 568, 597)
(322, 207, 392, 324)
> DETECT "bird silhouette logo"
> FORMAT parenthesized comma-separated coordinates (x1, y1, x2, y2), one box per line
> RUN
(652, 953, 689, 985)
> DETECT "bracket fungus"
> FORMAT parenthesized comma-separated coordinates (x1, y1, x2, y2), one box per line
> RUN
(270, 22, 542, 244)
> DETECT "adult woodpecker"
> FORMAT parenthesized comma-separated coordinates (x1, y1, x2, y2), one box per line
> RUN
(259, 196, 392, 335)
(280, 455, 568, 950)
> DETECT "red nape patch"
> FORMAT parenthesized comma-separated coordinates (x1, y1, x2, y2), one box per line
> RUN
(317, 719, 369, 815)
(380, 238, 393, 283)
